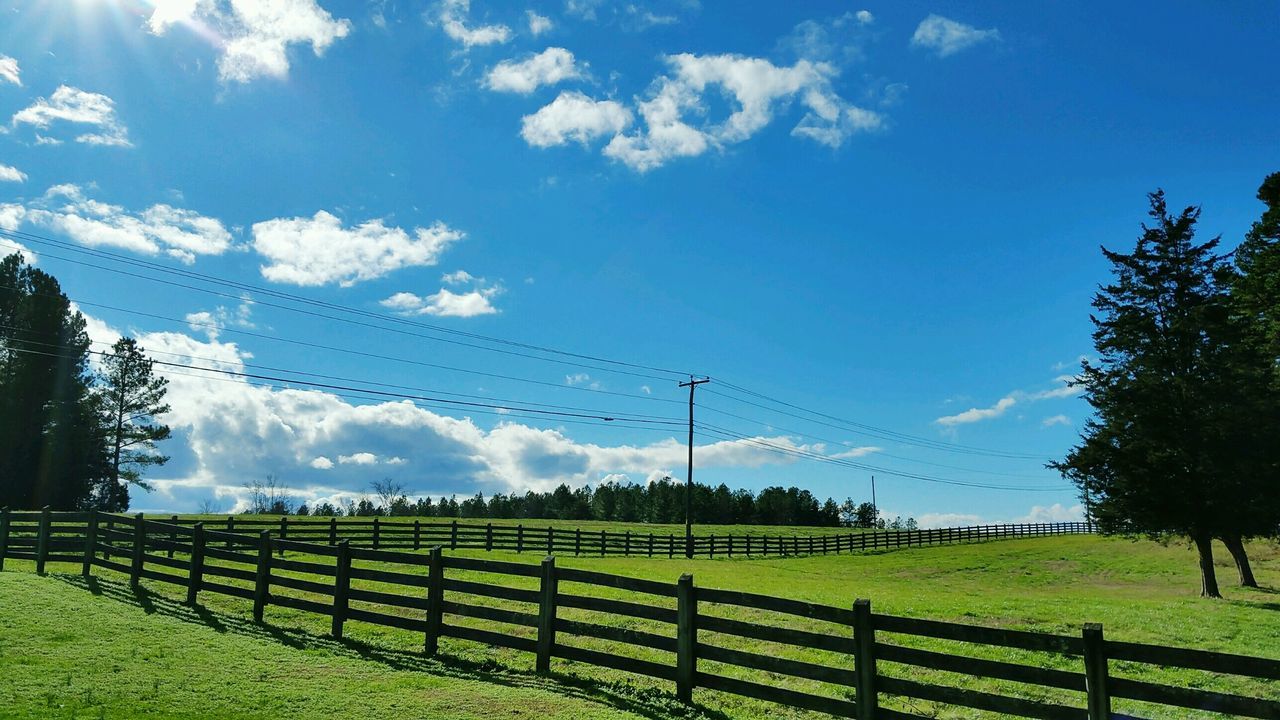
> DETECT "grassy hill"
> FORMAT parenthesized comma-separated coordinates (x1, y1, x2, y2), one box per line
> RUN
(2, 534, 1276, 719)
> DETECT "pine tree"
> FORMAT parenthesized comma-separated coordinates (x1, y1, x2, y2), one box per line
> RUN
(0, 253, 107, 509)
(97, 337, 171, 509)
(1052, 191, 1276, 597)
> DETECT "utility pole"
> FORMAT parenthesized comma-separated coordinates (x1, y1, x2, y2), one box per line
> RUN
(870, 475, 877, 527)
(679, 376, 710, 559)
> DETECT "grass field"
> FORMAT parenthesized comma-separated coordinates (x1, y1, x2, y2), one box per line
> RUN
(2, 534, 1278, 719)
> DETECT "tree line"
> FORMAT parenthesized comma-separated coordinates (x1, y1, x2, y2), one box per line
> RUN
(242, 475, 918, 529)
(1054, 173, 1280, 597)
(0, 254, 172, 512)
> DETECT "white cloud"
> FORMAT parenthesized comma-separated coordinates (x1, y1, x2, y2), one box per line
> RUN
(1017, 503, 1084, 524)
(441, 269, 475, 285)
(0, 55, 19, 86)
(380, 286, 501, 317)
(640, 385, 651, 395)
(521, 90, 633, 147)
(622, 5, 676, 30)
(936, 376, 1083, 427)
(527, 10, 552, 35)
(855, 10, 873, 25)
(911, 14, 1000, 58)
(184, 297, 255, 340)
(18, 184, 232, 263)
(253, 210, 463, 286)
(485, 47, 583, 94)
(935, 395, 1016, 427)
(565, 372, 600, 390)
(102, 322, 821, 511)
(1041, 414, 1071, 428)
(439, 0, 512, 48)
(916, 511, 983, 529)
(0, 164, 26, 183)
(11, 86, 131, 147)
(338, 452, 379, 465)
(0, 203, 26, 231)
(830, 445, 881, 459)
(146, 0, 351, 83)
(598, 53, 882, 171)
(564, 0, 601, 20)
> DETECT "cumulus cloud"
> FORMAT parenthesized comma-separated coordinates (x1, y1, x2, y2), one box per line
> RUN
(17, 184, 233, 263)
(103, 321, 819, 512)
(11, 86, 131, 147)
(146, 0, 351, 83)
(439, 0, 512, 48)
(521, 90, 633, 147)
(0, 55, 19, 86)
(0, 164, 26, 182)
(1041, 414, 1071, 428)
(184, 297, 256, 340)
(380, 286, 501, 317)
(911, 14, 1000, 58)
(485, 47, 583, 94)
(527, 10, 552, 35)
(253, 210, 463, 286)
(524, 53, 882, 172)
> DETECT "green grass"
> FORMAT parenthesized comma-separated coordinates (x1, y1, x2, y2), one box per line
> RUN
(3, 534, 1278, 719)
(0, 571, 697, 720)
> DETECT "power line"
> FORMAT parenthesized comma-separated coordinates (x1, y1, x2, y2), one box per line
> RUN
(0, 324, 682, 424)
(0, 278, 683, 407)
(0, 231, 692, 382)
(703, 383, 1050, 460)
(695, 423, 1069, 492)
(2, 340, 686, 427)
(697, 402, 1053, 481)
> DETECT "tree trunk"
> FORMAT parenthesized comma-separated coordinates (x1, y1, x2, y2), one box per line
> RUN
(1193, 532, 1222, 598)
(1220, 534, 1259, 588)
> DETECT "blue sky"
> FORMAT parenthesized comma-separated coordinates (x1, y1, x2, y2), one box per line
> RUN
(0, 0, 1275, 523)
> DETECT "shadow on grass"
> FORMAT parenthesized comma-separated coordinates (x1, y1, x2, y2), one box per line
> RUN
(52, 573, 724, 720)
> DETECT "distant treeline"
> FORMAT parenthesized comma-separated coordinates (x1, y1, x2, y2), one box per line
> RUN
(244, 476, 913, 529)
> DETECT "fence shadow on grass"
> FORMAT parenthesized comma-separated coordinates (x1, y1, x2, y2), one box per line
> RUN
(53, 573, 723, 720)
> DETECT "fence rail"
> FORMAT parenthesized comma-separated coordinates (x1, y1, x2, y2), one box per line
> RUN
(2, 508, 1277, 720)
(60, 513, 1093, 559)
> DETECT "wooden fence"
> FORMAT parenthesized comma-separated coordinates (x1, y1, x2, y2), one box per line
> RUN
(123, 514, 1094, 559)
(2, 509, 1277, 720)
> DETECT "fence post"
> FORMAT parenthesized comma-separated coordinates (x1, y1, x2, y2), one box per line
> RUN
(186, 523, 205, 605)
(328, 517, 337, 545)
(168, 515, 178, 558)
(677, 573, 697, 703)
(599, 529, 605, 557)
(331, 540, 351, 638)
(854, 598, 878, 719)
(709, 533, 715, 559)
(450, 520, 458, 550)
(486, 523, 493, 552)
(0, 507, 8, 571)
(278, 516, 288, 557)
(104, 515, 114, 560)
(536, 555, 558, 673)
(253, 530, 272, 623)
(516, 524, 524, 553)
(36, 506, 52, 576)
(625, 530, 631, 557)
(414, 520, 421, 551)
(425, 545, 444, 655)
(226, 516, 235, 549)
(373, 517, 381, 549)
(129, 513, 145, 588)
(1083, 623, 1111, 719)
(546, 527, 553, 555)
(82, 510, 99, 578)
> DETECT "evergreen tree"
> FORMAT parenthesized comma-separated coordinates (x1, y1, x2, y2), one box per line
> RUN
(1051, 191, 1277, 597)
(0, 253, 108, 509)
(96, 337, 171, 510)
